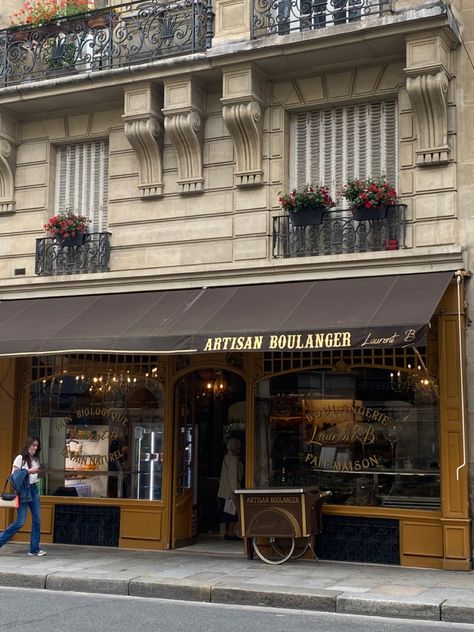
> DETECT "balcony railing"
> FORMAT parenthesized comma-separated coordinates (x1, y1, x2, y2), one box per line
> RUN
(252, 0, 392, 38)
(35, 232, 111, 276)
(272, 205, 406, 258)
(1, 0, 213, 86)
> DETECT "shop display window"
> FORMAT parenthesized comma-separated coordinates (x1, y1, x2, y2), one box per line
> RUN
(28, 360, 164, 500)
(254, 366, 440, 509)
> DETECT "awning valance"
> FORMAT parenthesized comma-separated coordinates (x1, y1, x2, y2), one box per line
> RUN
(0, 271, 453, 356)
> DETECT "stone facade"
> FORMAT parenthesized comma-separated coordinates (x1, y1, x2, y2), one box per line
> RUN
(0, 1, 467, 293)
(0, 0, 473, 558)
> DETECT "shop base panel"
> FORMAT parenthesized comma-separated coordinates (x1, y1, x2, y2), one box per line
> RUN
(315, 515, 400, 565)
(53, 504, 120, 547)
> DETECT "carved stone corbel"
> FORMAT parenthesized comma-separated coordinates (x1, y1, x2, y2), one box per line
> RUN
(406, 71, 449, 165)
(221, 64, 266, 187)
(0, 110, 18, 215)
(405, 31, 459, 166)
(123, 83, 163, 198)
(222, 100, 263, 187)
(164, 111, 205, 194)
(0, 139, 16, 214)
(163, 77, 206, 195)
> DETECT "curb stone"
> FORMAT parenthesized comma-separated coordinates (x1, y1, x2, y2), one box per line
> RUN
(129, 578, 212, 602)
(45, 572, 130, 595)
(336, 594, 442, 621)
(441, 600, 474, 623)
(211, 583, 341, 611)
(0, 571, 46, 589)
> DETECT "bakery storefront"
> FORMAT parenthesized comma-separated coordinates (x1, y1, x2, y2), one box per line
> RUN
(0, 271, 470, 569)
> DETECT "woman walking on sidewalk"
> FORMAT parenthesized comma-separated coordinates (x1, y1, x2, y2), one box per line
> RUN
(0, 437, 46, 556)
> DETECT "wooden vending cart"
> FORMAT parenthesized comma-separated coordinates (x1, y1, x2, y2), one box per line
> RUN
(234, 487, 331, 564)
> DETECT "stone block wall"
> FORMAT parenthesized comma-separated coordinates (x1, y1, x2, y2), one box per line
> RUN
(452, 0, 474, 537)
(0, 57, 463, 281)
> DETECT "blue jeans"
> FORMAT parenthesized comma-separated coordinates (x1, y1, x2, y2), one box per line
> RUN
(0, 483, 41, 553)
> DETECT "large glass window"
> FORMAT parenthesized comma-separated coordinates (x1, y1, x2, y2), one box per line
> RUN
(254, 365, 440, 509)
(28, 356, 164, 500)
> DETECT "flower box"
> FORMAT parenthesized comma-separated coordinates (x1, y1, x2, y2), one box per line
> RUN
(352, 205, 388, 221)
(56, 233, 85, 247)
(279, 184, 334, 227)
(289, 204, 326, 226)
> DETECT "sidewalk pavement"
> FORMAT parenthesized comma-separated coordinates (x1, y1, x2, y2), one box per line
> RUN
(1, 539, 474, 624)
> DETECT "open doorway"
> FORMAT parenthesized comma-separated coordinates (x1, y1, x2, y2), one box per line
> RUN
(172, 369, 246, 548)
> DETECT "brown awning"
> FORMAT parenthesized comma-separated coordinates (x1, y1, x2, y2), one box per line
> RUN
(0, 271, 453, 356)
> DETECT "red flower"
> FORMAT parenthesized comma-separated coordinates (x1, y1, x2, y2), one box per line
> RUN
(278, 184, 335, 213)
(342, 176, 398, 210)
(44, 209, 90, 239)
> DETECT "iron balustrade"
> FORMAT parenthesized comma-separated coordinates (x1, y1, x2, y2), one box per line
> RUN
(252, 0, 392, 38)
(35, 232, 111, 276)
(272, 204, 406, 258)
(1, 0, 214, 86)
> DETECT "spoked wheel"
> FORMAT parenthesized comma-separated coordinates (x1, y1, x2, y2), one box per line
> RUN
(273, 535, 311, 560)
(252, 536, 295, 564)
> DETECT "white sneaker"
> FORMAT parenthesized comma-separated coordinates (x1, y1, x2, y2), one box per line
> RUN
(28, 550, 46, 556)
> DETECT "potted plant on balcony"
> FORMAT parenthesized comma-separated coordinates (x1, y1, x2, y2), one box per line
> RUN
(279, 184, 334, 226)
(44, 209, 90, 246)
(341, 176, 398, 221)
(9, 0, 92, 27)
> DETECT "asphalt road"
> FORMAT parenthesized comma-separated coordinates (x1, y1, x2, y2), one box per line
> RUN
(1, 587, 474, 632)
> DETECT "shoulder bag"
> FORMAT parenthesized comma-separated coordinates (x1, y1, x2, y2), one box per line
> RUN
(0, 476, 19, 508)
(224, 498, 237, 515)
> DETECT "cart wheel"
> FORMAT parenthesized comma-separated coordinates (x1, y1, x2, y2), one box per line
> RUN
(272, 535, 311, 560)
(252, 536, 295, 564)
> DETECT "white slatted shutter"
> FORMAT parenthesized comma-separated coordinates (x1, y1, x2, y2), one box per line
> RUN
(293, 100, 398, 205)
(55, 141, 109, 232)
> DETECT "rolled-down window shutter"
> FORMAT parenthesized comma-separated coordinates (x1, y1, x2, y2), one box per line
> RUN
(55, 140, 109, 232)
(292, 99, 398, 204)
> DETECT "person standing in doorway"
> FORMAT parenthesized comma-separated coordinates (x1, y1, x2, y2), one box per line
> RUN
(217, 438, 244, 541)
(0, 437, 46, 556)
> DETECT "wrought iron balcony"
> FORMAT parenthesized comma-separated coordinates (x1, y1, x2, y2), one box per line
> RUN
(35, 232, 111, 276)
(1, 0, 213, 86)
(272, 205, 406, 258)
(253, 0, 392, 38)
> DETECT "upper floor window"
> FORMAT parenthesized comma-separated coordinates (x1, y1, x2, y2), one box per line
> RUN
(55, 141, 109, 232)
(292, 100, 397, 205)
(270, 0, 391, 36)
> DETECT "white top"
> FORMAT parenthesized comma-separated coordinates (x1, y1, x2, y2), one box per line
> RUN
(12, 454, 39, 484)
(217, 452, 244, 500)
